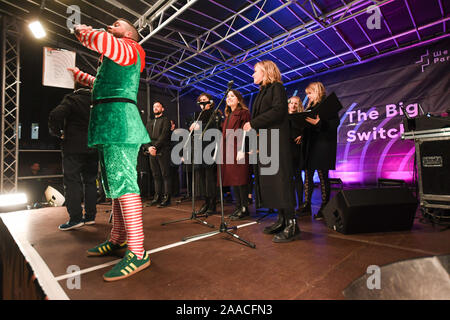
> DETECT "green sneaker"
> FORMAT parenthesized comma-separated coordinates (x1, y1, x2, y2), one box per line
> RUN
(87, 240, 127, 257)
(103, 250, 151, 282)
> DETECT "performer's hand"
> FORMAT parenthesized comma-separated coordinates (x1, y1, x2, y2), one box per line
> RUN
(236, 151, 245, 162)
(189, 123, 200, 131)
(149, 146, 157, 156)
(74, 24, 92, 35)
(243, 122, 252, 132)
(294, 136, 302, 144)
(305, 115, 320, 125)
(67, 67, 79, 76)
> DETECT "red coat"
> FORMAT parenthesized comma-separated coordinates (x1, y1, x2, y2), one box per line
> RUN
(218, 109, 251, 186)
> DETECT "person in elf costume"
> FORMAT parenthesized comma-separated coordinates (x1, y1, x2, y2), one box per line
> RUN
(69, 19, 150, 281)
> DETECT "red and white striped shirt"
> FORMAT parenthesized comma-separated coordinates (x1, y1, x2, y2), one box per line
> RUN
(74, 29, 145, 88)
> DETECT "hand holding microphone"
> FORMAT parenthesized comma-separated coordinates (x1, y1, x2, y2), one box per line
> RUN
(71, 24, 105, 35)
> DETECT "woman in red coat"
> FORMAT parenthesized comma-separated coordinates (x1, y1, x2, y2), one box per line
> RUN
(219, 89, 251, 220)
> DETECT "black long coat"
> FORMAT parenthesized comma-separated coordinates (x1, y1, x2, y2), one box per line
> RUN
(250, 82, 295, 210)
(301, 102, 339, 170)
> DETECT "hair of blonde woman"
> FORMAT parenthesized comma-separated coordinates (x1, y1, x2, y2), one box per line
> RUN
(225, 89, 249, 117)
(289, 96, 304, 113)
(305, 82, 326, 109)
(254, 60, 283, 86)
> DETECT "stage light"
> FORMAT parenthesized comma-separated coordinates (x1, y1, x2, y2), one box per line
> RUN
(0, 193, 28, 207)
(28, 20, 46, 39)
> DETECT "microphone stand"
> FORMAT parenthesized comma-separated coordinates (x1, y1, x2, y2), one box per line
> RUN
(182, 82, 256, 249)
(161, 109, 214, 228)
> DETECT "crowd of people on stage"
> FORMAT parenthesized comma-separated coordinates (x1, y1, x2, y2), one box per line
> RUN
(45, 18, 339, 281)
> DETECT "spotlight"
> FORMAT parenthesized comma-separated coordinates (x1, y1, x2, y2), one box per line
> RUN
(0, 193, 28, 212)
(28, 20, 46, 39)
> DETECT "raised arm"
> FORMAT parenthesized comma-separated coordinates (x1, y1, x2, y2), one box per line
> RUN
(75, 27, 138, 67)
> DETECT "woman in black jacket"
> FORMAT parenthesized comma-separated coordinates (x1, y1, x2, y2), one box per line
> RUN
(299, 82, 339, 220)
(243, 60, 299, 243)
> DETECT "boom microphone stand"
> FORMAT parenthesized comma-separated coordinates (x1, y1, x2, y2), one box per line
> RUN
(182, 81, 256, 248)
(161, 109, 214, 228)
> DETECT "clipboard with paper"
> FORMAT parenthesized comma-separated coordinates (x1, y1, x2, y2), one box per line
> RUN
(42, 47, 76, 89)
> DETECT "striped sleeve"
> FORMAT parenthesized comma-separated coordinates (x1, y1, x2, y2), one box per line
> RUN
(76, 29, 136, 67)
(73, 69, 95, 88)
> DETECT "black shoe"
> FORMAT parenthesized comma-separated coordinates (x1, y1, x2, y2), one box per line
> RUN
(229, 207, 241, 219)
(150, 194, 162, 206)
(230, 207, 249, 220)
(297, 202, 312, 217)
(263, 214, 285, 234)
(272, 218, 301, 243)
(157, 195, 171, 208)
(314, 210, 324, 221)
(195, 199, 209, 215)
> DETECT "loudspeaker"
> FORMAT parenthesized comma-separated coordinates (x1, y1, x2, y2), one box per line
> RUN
(418, 139, 450, 196)
(44, 185, 65, 207)
(323, 188, 418, 234)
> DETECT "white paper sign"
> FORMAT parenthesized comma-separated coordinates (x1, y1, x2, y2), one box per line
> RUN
(42, 47, 76, 89)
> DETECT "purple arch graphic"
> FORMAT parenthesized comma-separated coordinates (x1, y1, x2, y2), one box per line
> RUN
(358, 115, 398, 175)
(398, 146, 416, 172)
(342, 106, 376, 162)
(376, 137, 400, 181)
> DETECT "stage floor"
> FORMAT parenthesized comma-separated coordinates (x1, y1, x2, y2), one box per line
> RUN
(1, 192, 449, 300)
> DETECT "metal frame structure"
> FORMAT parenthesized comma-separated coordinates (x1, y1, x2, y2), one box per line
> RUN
(0, 0, 448, 97)
(1, 15, 21, 193)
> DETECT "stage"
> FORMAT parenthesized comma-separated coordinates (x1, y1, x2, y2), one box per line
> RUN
(1, 191, 449, 300)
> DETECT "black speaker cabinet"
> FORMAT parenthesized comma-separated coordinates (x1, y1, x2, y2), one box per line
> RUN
(323, 188, 418, 234)
(417, 139, 450, 198)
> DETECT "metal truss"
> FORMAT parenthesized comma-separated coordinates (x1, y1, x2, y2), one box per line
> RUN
(1, 15, 21, 192)
(135, 0, 200, 45)
(177, 0, 394, 91)
(146, 0, 297, 85)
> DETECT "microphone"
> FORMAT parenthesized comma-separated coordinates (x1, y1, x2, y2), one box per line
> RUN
(70, 27, 106, 34)
(227, 80, 234, 89)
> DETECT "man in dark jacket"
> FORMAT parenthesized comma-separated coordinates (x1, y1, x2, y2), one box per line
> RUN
(143, 101, 172, 207)
(49, 87, 99, 231)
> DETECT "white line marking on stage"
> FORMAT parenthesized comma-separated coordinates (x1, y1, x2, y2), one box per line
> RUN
(54, 220, 258, 281)
(1, 211, 70, 300)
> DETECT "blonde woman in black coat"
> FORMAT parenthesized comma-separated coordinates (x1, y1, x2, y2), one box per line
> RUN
(243, 60, 300, 243)
(299, 82, 338, 220)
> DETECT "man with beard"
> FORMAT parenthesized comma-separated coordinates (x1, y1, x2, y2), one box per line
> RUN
(144, 101, 172, 208)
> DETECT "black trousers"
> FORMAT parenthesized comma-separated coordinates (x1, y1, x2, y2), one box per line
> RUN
(170, 165, 180, 196)
(195, 165, 217, 199)
(62, 152, 99, 223)
(149, 149, 172, 195)
(233, 185, 249, 208)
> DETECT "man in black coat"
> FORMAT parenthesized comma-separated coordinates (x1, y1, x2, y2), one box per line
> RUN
(143, 101, 172, 207)
(49, 87, 99, 231)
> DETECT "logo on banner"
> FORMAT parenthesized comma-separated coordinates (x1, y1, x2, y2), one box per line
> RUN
(416, 49, 449, 72)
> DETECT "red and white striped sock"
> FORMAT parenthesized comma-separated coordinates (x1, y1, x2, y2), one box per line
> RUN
(118, 193, 145, 259)
(109, 199, 127, 245)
